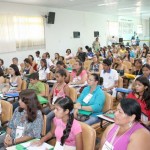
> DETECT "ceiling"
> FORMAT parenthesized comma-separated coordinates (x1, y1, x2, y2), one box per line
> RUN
(0, 0, 150, 17)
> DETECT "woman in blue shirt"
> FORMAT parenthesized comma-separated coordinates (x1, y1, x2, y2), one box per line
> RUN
(74, 73, 105, 125)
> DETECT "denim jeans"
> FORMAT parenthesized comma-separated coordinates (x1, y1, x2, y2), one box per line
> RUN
(84, 116, 100, 125)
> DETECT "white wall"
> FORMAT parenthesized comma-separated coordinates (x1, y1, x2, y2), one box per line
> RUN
(1, 2, 149, 67)
(0, 2, 118, 67)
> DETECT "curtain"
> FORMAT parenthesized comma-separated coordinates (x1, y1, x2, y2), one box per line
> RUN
(0, 15, 45, 53)
(0, 15, 16, 53)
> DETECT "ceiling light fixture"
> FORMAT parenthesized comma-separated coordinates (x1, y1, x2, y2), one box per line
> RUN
(98, 2, 117, 7)
(118, 7, 136, 10)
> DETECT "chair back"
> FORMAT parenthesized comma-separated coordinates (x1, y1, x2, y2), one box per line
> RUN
(84, 60, 92, 70)
(69, 59, 76, 66)
(1, 100, 13, 123)
(123, 61, 132, 70)
(103, 92, 113, 112)
(44, 83, 50, 99)
(80, 122, 96, 150)
(69, 87, 77, 102)
(118, 76, 123, 88)
(41, 115, 47, 136)
(21, 80, 27, 90)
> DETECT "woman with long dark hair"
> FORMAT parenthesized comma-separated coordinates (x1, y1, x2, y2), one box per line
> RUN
(2, 64, 22, 93)
(127, 76, 150, 125)
(99, 98, 150, 150)
(2, 89, 43, 147)
(32, 96, 83, 150)
(38, 59, 50, 81)
(69, 60, 87, 85)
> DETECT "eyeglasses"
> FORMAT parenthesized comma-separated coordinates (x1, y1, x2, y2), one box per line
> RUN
(88, 79, 95, 82)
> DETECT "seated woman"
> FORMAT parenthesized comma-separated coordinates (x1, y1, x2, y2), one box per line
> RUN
(2, 64, 22, 93)
(0, 67, 5, 84)
(140, 64, 150, 80)
(106, 50, 113, 63)
(132, 59, 143, 75)
(21, 58, 34, 82)
(69, 60, 87, 85)
(38, 59, 50, 81)
(99, 98, 150, 150)
(139, 46, 149, 64)
(88, 55, 103, 75)
(28, 55, 37, 71)
(32, 96, 83, 150)
(53, 53, 60, 66)
(65, 49, 74, 60)
(0, 59, 5, 72)
(74, 73, 105, 125)
(123, 48, 134, 64)
(112, 56, 129, 76)
(45, 69, 70, 133)
(127, 76, 150, 126)
(145, 52, 150, 65)
(1, 89, 43, 148)
(56, 61, 70, 83)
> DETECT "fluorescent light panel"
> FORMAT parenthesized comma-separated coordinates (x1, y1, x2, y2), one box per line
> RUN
(98, 2, 117, 7)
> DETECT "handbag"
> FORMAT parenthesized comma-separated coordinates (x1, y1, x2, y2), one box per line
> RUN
(76, 110, 92, 122)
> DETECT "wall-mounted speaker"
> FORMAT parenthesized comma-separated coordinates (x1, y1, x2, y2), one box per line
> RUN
(119, 38, 123, 43)
(73, 32, 80, 38)
(94, 31, 99, 37)
(48, 12, 55, 24)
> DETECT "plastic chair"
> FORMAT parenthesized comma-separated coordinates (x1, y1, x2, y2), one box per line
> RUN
(69, 87, 77, 102)
(69, 59, 76, 66)
(1, 100, 13, 125)
(91, 92, 113, 130)
(41, 115, 47, 137)
(118, 76, 123, 88)
(80, 122, 96, 150)
(84, 60, 92, 70)
(21, 80, 27, 90)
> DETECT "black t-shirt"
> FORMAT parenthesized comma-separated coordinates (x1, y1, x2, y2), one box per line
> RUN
(77, 52, 87, 62)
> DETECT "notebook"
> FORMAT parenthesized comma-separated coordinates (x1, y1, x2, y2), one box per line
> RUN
(78, 109, 92, 116)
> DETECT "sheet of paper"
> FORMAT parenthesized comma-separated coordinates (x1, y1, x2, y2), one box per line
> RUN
(21, 141, 53, 150)
(97, 114, 115, 123)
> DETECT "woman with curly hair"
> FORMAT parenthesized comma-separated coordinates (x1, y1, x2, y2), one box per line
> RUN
(1, 89, 43, 148)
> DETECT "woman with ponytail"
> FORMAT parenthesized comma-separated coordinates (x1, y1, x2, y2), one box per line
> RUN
(32, 96, 83, 150)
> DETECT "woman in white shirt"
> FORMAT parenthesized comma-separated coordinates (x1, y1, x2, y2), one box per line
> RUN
(38, 59, 50, 81)
(65, 49, 74, 60)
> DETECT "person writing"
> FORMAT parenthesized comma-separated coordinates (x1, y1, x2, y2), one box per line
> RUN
(1, 89, 43, 148)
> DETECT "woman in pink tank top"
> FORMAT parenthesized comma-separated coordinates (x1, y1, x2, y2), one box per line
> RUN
(49, 69, 70, 107)
(99, 98, 150, 150)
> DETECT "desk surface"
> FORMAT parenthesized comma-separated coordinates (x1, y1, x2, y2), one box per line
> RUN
(6, 140, 54, 150)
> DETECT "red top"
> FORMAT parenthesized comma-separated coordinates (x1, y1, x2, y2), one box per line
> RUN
(127, 92, 150, 120)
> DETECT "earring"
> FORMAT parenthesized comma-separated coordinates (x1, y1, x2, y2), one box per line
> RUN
(128, 122, 132, 128)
